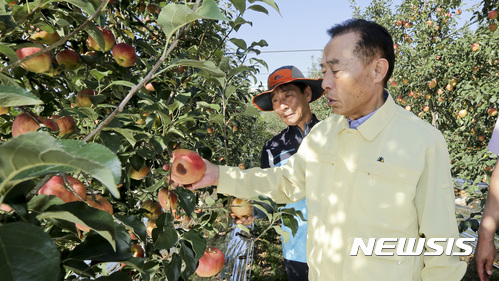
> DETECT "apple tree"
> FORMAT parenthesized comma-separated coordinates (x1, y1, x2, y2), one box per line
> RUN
(0, 0, 287, 280)
(351, 0, 498, 232)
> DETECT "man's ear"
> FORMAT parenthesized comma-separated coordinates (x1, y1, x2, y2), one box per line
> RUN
(373, 58, 389, 84)
(305, 86, 313, 102)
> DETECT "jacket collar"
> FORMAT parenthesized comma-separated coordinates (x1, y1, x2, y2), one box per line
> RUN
(337, 91, 397, 141)
(357, 91, 397, 141)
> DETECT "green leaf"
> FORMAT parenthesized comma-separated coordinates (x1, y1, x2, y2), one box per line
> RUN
(90, 69, 112, 82)
(37, 201, 116, 250)
(107, 80, 136, 88)
(229, 38, 247, 50)
(196, 0, 228, 21)
(0, 222, 60, 281)
(0, 44, 17, 63)
(157, 4, 200, 39)
(115, 214, 148, 242)
(41, 0, 96, 16)
(158, 0, 228, 40)
(154, 222, 178, 250)
(0, 85, 43, 107)
(273, 225, 290, 243)
(182, 230, 207, 259)
(179, 240, 197, 279)
(247, 4, 269, 14)
(175, 187, 196, 216)
(164, 254, 182, 281)
(249, 0, 280, 14)
(68, 224, 132, 262)
(170, 58, 225, 77)
(229, 0, 246, 14)
(0, 132, 121, 199)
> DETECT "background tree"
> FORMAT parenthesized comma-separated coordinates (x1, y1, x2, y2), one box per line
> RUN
(0, 0, 293, 280)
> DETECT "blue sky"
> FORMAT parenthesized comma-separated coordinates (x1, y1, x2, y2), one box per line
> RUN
(232, 0, 382, 87)
(231, 0, 475, 88)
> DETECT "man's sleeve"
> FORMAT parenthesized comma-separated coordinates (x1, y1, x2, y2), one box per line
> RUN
(416, 135, 467, 280)
(218, 142, 308, 204)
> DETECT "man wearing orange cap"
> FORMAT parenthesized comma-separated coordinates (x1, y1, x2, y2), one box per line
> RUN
(225, 65, 324, 280)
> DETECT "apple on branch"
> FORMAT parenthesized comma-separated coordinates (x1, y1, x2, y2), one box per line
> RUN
(131, 244, 144, 258)
(51, 115, 76, 137)
(130, 164, 150, 180)
(230, 197, 253, 219)
(76, 89, 98, 107)
(56, 49, 80, 71)
(195, 247, 225, 277)
(30, 30, 60, 45)
(112, 43, 137, 67)
(141, 199, 162, 220)
(171, 149, 206, 185)
(12, 113, 59, 137)
(16, 47, 52, 73)
(158, 188, 178, 210)
(86, 28, 115, 52)
(38, 175, 87, 203)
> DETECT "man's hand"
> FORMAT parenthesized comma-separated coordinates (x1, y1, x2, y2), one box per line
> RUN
(475, 237, 496, 281)
(169, 159, 220, 190)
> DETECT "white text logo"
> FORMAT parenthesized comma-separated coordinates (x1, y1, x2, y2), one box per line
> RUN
(350, 238, 475, 256)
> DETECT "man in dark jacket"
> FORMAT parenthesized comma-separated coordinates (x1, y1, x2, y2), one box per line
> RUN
(230, 65, 324, 281)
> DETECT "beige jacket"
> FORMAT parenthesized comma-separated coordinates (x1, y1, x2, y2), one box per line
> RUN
(218, 94, 467, 280)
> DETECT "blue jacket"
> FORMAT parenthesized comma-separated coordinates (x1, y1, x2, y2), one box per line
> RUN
(260, 115, 320, 263)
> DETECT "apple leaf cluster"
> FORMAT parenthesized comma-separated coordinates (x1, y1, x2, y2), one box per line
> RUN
(0, 0, 289, 280)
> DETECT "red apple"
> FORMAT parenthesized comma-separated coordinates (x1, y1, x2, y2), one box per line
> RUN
(458, 109, 468, 118)
(488, 108, 498, 117)
(147, 4, 159, 13)
(490, 23, 498, 32)
(141, 199, 162, 219)
(488, 10, 498, 20)
(56, 49, 80, 70)
(131, 244, 144, 258)
(471, 43, 480, 52)
(396, 20, 402, 26)
(130, 164, 150, 180)
(38, 175, 87, 203)
(30, 30, 60, 45)
(112, 43, 137, 67)
(0, 107, 9, 115)
(16, 47, 51, 73)
(196, 247, 225, 277)
(445, 84, 453, 91)
(423, 105, 430, 112)
(51, 115, 76, 137)
(158, 188, 178, 210)
(405, 105, 411, 111)
(77, 194, 113, 231)
(171, 149, 206, 185)
(86, 29, 115, 52)
(230, 198, 253, 218)
(456, 9, 462, 15)
(144, 83, 155, 92)
(76, 89, 97, 107)
(12, 113, 59, 137)
(428, 79, 437, 89)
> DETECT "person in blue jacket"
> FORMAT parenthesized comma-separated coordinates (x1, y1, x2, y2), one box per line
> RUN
(241, 65, 324, 280)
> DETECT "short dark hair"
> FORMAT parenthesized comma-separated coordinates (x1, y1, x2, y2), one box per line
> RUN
(327, 18, 395, 88)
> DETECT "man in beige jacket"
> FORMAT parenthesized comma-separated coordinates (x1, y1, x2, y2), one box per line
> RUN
(174, 19, 467, 280)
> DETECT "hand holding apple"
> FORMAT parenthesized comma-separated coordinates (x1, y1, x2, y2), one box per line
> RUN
(195, 247, 225, 277)
(171, 149, 206, 185)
